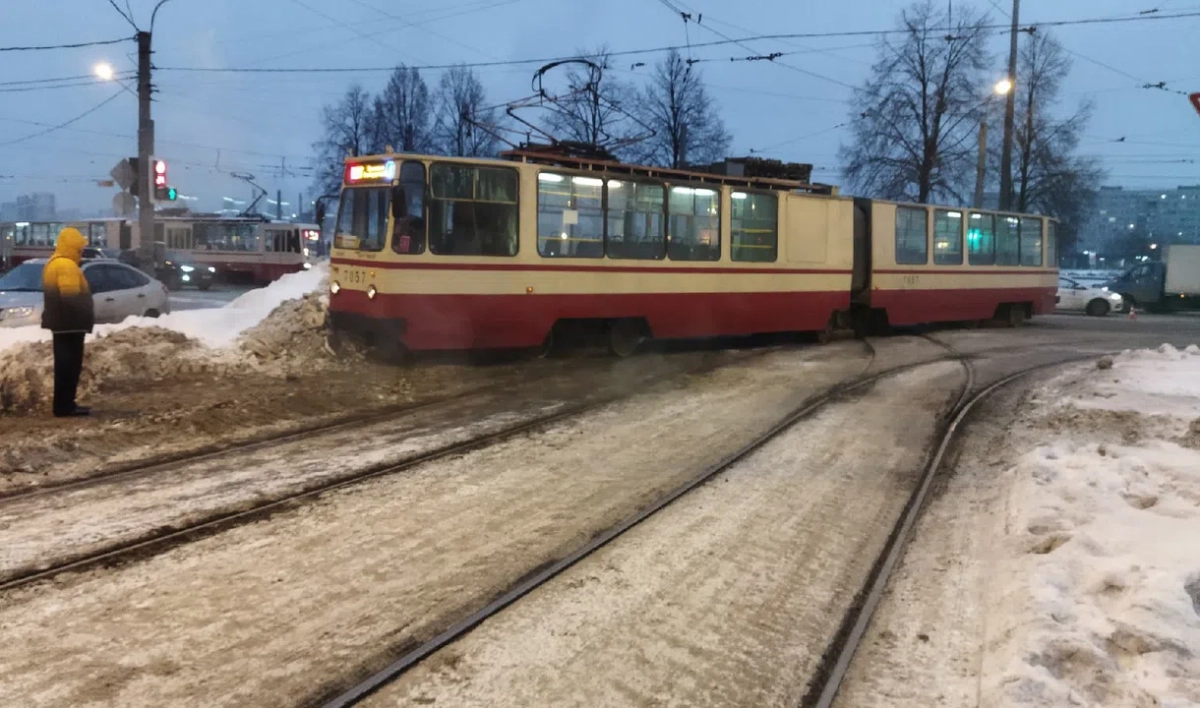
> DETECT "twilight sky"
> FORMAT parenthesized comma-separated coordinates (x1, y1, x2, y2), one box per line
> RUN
(2, 0, 1198, 215)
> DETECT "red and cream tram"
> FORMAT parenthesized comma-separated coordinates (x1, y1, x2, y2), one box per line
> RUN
(327, 149, 1058, 354)
(1, 216, 319, 284)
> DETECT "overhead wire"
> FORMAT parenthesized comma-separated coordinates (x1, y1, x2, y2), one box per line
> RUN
(105, 0, 140, 30)
(0, 90, 124, 147)
(0, 36, 131, 53)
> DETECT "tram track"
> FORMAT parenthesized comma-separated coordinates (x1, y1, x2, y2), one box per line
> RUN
(315, 346, 979, 707)
(0, 335, 1116, 707)
(801, 351, 1112, 708)
(316, 345, 1109, 708)
(0, 344, 800, 593)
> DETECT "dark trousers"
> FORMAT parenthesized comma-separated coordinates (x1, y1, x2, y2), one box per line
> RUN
(52, 332, 85, 415)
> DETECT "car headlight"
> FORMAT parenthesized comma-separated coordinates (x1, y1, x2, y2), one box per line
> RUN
(180, 265, 195, 273)
(207, 266, 216, 273)
(1101, 286, 1109, 291)
(1110, 294, 1122, 301)
(0, 306, 36, 321)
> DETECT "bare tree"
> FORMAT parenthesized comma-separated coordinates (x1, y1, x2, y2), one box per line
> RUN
(838, 1, 992, 204)
(999, 31, 1103, 256)
(633, 50, 731, 168)
(432, 65, 501, 157)
(373, 65, 433, 153)
(310, 84, 373, 198)
(542, 46, 638, 147)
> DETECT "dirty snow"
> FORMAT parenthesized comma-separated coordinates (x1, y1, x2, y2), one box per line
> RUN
(0, 264, 329, 411)
(987, 344, 1200, 706)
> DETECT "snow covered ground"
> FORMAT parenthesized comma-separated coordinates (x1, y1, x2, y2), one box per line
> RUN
(984, 344, 1200, 707)
(838, 344, 1200, 707)
(0, 263, 327, 354)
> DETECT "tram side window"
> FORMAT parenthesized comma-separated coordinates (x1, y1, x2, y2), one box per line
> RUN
(606, 180, 665, 260)
(537, 173, 603, 258)
(1047, 220, 1058, 267)
(88, 223, 107, 246)
(1019, 217, 1043, 267)
(427, 163, 518, 256)
(996, 216, 1020, 266)
(967, 212, 996, 265)
(667, 186, 720, 261)
(14, 223, 31, 246)
(894, 207, 928, 265)
(731, 192, 777, 262)
(392, 161, 427, 255)
(933, 210, 964, 265)
(31, 223, 52, 246)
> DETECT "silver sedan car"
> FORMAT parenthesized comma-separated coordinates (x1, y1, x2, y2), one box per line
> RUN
(0, 259, 171, 328)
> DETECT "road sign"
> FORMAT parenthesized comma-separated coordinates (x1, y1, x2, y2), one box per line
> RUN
(110, 158, 136, 192)
(112, 191, 136, 217)
(1191, 93, 1200, 117)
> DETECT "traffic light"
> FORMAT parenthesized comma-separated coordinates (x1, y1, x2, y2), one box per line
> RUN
(152, 159, 171, 200)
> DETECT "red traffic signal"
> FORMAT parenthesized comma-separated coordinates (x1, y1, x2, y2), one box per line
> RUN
(153, 159, 167, 188)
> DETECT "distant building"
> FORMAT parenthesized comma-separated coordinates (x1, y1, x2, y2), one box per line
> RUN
(1081, 185, 1200, 255)
(0, 192, 57, 221)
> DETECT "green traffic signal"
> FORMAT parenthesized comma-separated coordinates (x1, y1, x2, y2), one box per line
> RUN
(167, 187, 177, 201)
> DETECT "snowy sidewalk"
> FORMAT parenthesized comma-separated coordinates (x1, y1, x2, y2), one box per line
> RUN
(986, 344, 1200, 706)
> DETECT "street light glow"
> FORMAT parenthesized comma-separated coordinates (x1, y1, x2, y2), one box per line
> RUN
(994, 78, 1013, 95)
(1150, 243, 1158, 250)
(94, 62, 115, 81)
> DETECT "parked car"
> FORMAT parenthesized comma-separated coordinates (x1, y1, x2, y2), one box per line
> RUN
(156, 250, 216, 291)
(0, 259, 170, 327)
(82, 246, 121, 260)
(1057, 276, 1123, 316)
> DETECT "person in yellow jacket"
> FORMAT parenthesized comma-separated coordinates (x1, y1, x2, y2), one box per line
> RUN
(41, 227, 95, 417)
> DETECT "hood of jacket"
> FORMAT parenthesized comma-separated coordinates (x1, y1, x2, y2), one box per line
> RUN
(52, 227, 87, 264)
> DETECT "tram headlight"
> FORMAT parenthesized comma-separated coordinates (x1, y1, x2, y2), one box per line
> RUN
(207, 266, 216, 273)
(367, 285, 377, 300)
(179, 265, 195, 273)
(303, 262, 312, 270)
(330, 281, 341, 295)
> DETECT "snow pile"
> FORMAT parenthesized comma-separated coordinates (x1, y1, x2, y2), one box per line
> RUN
(237, 290, 336, 366)
(985, 344, 1200, 706)
(0, 327, 235, 412)
(0, 263, 328, 354)
(0, 264, 332, 411)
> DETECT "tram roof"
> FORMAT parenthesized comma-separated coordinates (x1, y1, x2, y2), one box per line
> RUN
(499, 148, 838, 195)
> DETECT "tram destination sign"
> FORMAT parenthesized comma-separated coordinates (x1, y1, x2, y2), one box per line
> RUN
(344, 160, 397, 185)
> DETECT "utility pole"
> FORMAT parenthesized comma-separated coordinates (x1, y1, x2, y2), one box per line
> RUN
(998, 0, 1020, 211)
(974, 120, 988, 209)
(276, 190, 283, 221)
(136, 30, 157, 268)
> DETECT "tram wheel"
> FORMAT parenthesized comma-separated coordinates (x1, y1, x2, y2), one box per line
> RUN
(608, 319, 647, 357)
(1006, 304, 1028, 328)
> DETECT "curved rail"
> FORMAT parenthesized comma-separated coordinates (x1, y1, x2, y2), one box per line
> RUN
(316, 350, 964, 708)
(802, 352, 1109, 708)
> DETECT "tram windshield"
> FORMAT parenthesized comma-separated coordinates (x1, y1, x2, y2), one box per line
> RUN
(335, 187, 389, 252)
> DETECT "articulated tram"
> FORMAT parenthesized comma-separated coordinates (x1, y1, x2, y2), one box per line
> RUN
(1, 216, 320, 284)
(327, 149, 1057, 355)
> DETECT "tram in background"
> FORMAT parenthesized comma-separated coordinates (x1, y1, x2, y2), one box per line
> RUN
(325, 147, 1057, 356)
(0, 216, 320, 283)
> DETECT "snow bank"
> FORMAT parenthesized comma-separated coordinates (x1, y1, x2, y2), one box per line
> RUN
(0, 263, 327, 354)
(0, 264, 331, 412)
(985, 344, 1200, 706)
